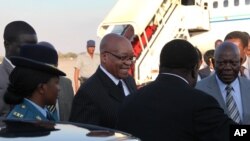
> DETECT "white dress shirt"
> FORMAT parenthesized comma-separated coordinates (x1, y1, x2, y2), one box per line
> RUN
(100, 65, 130, 96)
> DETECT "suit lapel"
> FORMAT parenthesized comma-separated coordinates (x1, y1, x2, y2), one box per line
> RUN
(206, 74, 228, 113)
(123, 77, 137, 94)
(97, 68, 125, 102)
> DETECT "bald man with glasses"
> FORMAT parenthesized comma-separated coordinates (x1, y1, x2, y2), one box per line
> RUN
(69, 33, 137, 129)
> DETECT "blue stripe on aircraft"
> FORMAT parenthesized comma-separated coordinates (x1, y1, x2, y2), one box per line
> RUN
(210, 17, 250, 23)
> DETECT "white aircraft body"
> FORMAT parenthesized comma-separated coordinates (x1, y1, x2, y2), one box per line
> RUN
(97, 0, 250, 85)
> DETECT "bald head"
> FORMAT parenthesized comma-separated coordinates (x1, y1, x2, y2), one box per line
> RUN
(215, 41, 240, 60)
(214, 41, 241, 84)
(100, 33, 134, 79)
(100, 33, 132, 53)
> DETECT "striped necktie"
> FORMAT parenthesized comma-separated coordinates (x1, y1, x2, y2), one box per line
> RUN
(46, 105, 59, 121)
(225, 85, 241, 123)
(46, 110, 55, 121)
(47, 105, 56, 113)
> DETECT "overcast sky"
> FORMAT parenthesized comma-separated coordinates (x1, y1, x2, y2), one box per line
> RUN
(0, 0, 118, 56)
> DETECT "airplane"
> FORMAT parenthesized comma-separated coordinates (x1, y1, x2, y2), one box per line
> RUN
(97, 0, 250, 85)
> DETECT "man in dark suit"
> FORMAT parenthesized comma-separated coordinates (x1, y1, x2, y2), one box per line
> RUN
(0, 21, 37, 117)
(69, 33, 137, 128)
(196, 41, 250, 124)
(117, 39, 234, 141)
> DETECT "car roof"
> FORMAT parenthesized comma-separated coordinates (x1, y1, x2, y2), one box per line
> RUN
(0, 119, 140, 141)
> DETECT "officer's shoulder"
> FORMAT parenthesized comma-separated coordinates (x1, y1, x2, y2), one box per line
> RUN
(10, 103, 29, 119)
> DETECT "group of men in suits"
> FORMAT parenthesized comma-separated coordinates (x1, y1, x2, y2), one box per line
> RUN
(1, 20, 250, 140)
(116, 39, 235, 141)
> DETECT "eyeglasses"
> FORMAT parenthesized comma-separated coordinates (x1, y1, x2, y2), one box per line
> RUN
(104, 51, 136, 62)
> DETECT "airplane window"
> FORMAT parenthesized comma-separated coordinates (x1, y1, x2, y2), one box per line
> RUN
(213, 1, 218, 8)
(234, 0, 239, 6)
(223, 0, 229, 7)
(246, 0, 250, 5)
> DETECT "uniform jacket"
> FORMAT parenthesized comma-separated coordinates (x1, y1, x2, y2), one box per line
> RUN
(69, 67, 137, 128)
(7, 99, 49, 121)
(117, 74, 234, 141)
(0, 58, 13, 116)
(196, 74, 250, 124)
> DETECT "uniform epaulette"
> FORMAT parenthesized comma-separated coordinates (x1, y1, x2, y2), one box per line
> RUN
(11, 104, 27, 119)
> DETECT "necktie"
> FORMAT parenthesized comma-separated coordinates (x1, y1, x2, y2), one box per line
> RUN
(225, 85, 241, 123)
(47, 105, 59, 120)
(118, 80, 125, 96)
(46, 110, 55, 121)
(47, 105, 56, 113)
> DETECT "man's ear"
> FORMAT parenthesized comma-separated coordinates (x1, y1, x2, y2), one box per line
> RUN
(101, 52, 107, 63)
(191, 69, 196, 78)
(192, 65, 199, 78)
(4, 40, 10, 50)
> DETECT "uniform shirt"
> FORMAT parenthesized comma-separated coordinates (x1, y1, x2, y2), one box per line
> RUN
(6, 99, 49, 121)
(25, 98, 47, 118)
(75, 53, 100, 78)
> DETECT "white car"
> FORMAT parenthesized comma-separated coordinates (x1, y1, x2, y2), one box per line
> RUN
(0, 119, 140, 141)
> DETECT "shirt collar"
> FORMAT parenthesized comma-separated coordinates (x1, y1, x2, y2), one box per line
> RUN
(100, 65, 120, 85)
(161, 72, 189, 84)
(4, 57, 15, 68)
(215, 74, 239, 91)
(24, 98, 47, 117)
(242, 56, 249, 69)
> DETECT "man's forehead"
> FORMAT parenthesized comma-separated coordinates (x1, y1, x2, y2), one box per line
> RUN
(226, 39, 241, 46)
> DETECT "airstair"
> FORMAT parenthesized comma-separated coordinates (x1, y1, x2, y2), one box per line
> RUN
(97, 0, 210, 85)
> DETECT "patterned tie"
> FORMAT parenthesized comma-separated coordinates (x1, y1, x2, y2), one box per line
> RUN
(225, 85, 241, 123)
(46, 105, 59, 121)
(46, 110, 55, 121)
(47, 105, 56, 113)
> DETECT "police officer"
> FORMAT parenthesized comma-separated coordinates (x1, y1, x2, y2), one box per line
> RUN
(74, 40, 100, 91)
(4, 44, 65, 121)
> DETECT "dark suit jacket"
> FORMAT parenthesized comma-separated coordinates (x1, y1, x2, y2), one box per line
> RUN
(69, 67, 137, 128)
(0, 58, 13, 117)
(117, 74, 234, 141)
(58, 76, 74, 121)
